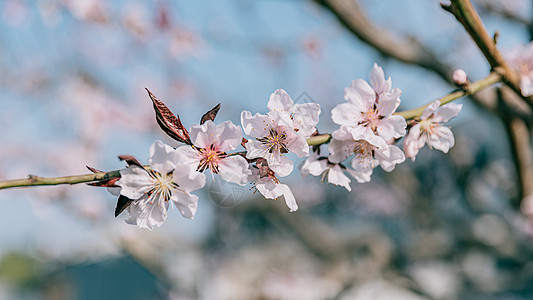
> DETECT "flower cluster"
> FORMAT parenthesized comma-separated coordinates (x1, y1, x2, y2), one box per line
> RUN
(102, 63, 463, 230)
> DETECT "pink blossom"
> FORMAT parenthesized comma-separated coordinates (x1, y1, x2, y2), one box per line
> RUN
(331, 63, 407, 142)
(403, 100, 462, 161)
(505, 42, 533, 96)
(300, 151, 352, 191)
(241, 110, 308, 177)
(116, 141, 206, 230)
(176, 120, 251, 186)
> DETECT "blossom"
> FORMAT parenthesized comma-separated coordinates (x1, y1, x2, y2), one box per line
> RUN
(505, 42, 533, 96)
(241, 110, 309, 177)
(300, 151, 352, 191)
(176, 120, 251, 186)
(116, 140, 206, 230)
(331, 63, 406, 142)
(250, 159, 298, 212)
(328, 127, 405, 183)
(267, 89, 321, 137)
(403, 100, 462, 161)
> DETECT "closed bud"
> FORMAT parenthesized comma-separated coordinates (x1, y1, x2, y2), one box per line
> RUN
(452, 69, 468, 87)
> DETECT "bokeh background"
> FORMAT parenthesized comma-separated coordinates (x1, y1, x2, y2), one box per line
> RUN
(1, 0, 533, 299)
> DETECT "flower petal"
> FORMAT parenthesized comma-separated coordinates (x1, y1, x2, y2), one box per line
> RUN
(175, 146, 201, 169)
(267, 89, 293, 113)
(377, 115, 407, 140)
(189, 120, 218, 149)
(266, 150, 294, 177)
(328, 137, 355, 163)
(421, 100, 440, 120)
(300, 152, 328, 177)
(327, 165, 352, 191)
(148, 140, 177, 174)
(244, 140, 269, 159)
(370, 63, 392, 95)
(218, 155, 251, 186)
(403, 123, 426, 161)
(376, 144, 405, 172)
(376, 88, 401, 116)
(286, 132, 310, 158)
(126, 194, 169, 230)
(241, 110, 271, 138)
(116, 166, 153, 200)
(255, 177, 298, 212)
(292, 102, 321, 137)
(434, 103, 462, 123)
(331, 102, 359, 126)
(427, 126, 455, 153)
(345, 79, 375, 110)
(217, 121, 244, 151)
(172, 163, 206, 193)
(172, 190, 198, 219)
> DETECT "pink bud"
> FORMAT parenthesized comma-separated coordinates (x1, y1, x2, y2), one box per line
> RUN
(452, 69, 468, 86)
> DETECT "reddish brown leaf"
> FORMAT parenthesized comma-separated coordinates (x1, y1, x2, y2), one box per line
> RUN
(87, 178, 119, 187)
(118, 155, 144, 169)
(241, 137, 248, 148)
(86, 166, 103, 173)
(115, 195, 134, 217)
(86, 165, 120, 187)
(200, 103, 221, 125)
(146, 88, 191, 144)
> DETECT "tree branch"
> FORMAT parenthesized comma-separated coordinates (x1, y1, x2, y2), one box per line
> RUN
(0, 170, 121, 190)
(443, 0, 533, 107)
(397, 71, 501, 119)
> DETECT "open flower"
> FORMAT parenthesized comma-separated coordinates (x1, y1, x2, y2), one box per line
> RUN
(505, 42, 533, 96)
(250, 158, 298, 212)
(176, 120, 251, 186)
(116, 140, 206, 230)
(331, 63, 406, 142)
(403, 100, 462, 161)
(300, 151, 352, 191)
(328, 128, 405, 183)
(241, 110, 309, 177)
(267, 89, 321, 137)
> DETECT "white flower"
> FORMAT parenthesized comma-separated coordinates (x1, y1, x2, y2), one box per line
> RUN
(328, 128, 405, 183)
(176, 120, 251, 186)
(331, 63, 406, 142)
(300, 151, 352, 191)
(241, 110, 309, 177)
(116, 140, 206, 230)
(267, 89, 321, 137)
(403, 100, 462, 161)
(250, 163, 298, 212)
(505, 42, 533, 96)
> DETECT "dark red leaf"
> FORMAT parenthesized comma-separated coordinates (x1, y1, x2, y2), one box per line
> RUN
(200, 103, 221, 125)
(86, 165, 120, 187)
(118, 155, 144, 169)
(146, 88, 191, 144)
(115, 195, 134, 217)
(241, 137, 248, 148)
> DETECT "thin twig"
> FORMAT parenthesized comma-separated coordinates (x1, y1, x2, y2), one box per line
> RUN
(397, 72, 502, 119)
(0, 170, 121, 190)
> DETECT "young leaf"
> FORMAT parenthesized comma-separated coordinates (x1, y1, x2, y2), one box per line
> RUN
(200, 103, 221, 124)
(117, 155, 144, 169)
(86, 166, 119, 187)
(146, 88, 191, 144)
(115, 195, 134, 217)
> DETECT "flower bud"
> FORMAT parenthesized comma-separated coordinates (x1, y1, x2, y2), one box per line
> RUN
(452, 69, 468, 87)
